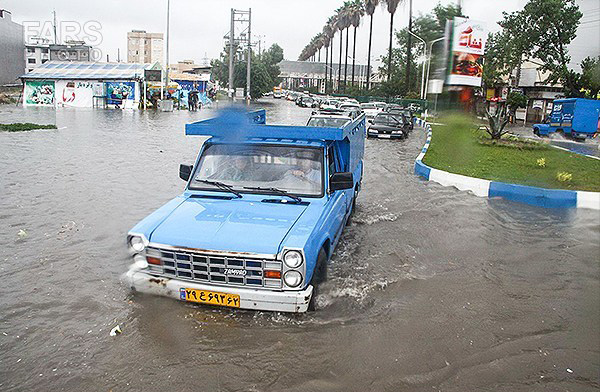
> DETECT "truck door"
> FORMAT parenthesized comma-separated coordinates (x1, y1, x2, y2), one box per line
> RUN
(327, 145, 347, 244)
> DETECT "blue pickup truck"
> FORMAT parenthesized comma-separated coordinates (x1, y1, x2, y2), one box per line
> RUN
(533, 98, 600, 140)
(125, 108, 365, 312)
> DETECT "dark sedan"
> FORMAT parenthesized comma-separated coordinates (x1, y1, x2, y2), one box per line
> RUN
(386, 108, 415, 131)
(367, 113, 409, 139)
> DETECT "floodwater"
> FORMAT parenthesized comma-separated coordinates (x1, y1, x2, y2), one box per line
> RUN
(1, 99, 599, 391)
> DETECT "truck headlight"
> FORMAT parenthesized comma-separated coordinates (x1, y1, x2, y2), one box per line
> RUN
(284, 270, 302, 287)
(283, 250, 303, 268)
(129, 236, 146, 252)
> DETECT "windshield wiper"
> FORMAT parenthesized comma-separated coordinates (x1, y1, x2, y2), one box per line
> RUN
(194, 179, 242, 198)
(243, 186, 302, 203)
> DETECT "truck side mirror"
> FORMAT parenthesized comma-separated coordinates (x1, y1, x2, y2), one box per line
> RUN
(330, 172, 354, 191)
(179, 164, 193, 181)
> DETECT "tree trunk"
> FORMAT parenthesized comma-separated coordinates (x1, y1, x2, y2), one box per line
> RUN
(338, 30, 343, 93)
(344, 27, 349, 93)
(405, 0, 412, 91)
(388, 12, 394, 82)
(324, 44, 329, 94)
(367, 14, 374, 90)
(329, 37, 334, 91)
(351, 26, 357, 88)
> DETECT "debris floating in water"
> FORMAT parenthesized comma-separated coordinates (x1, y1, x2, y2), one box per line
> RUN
(17, 229, 27, 239)
(109, 325, 122, 336)
(566, 368, 573, 374)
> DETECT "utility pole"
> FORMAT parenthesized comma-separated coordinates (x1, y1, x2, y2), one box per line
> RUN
(226, 9, 252, 101)
(246, 8, 251, 104)
(228, 9, 235, 100)
(52, 10, 58, 44)
(164, 0, 171, 98)
(405, 0, 413, 92)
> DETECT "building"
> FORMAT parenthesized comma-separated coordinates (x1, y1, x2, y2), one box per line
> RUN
(20, 61, 160, 109)
(516, 61, 563, 123)
(127, 30, 163, 64)
(0, 9, 25, 86)
(277, 60, 373, 92)
(25, 40, 92, 72)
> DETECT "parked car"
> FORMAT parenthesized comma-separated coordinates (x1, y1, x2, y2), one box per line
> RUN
(360, 102, 383, 120)
(306, 112, 353, 128)
(299, 96, 318, 108)
(367, 112, 409, 139)
(320, 99, 341, 110)
(125, 108, 366, 313)
(533, 98, 600, 140)
(386, 108, 415, 131)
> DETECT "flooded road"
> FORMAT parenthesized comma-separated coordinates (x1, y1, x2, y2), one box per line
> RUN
(1, 99, 599, 391)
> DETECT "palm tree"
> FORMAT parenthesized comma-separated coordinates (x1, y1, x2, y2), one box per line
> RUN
(335, 5, 350, 93)
(349, 1, 364, 88)
(384, 0, 403, 81)
(323, 20, 335, 93)
(364, 0, 380, 90)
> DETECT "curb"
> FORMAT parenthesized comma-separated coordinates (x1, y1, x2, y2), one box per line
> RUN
(413, 118, 600, 210)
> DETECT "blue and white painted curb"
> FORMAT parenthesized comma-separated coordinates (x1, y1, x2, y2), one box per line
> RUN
(414, 118, 600, 210)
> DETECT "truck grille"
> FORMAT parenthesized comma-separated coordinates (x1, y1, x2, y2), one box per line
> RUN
(145, 246, 282, 289)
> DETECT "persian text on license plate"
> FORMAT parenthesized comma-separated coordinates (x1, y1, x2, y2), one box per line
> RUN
(180, 288, 240, 308)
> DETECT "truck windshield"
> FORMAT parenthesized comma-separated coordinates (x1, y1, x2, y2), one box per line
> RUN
(190, 144, 324, 197)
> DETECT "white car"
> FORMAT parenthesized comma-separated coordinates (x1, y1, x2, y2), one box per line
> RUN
(320, 99, 341, 110)
(306, 114, 352, 128)
(359, 103, 382, 119)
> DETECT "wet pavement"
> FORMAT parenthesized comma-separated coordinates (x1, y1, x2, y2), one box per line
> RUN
(1, 99, 599, 391)
(509, 124, 600, 158)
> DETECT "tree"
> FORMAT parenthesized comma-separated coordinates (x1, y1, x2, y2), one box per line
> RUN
(580, 56, 600, 99)
(495, 0, 582, 95)
(211, 43, 283, 99)
(349, 1, 364, 87)
(384, 0, 403, 81)
(364, 0, 380, 90)
(506, 91, 528, 114)
(376, 3, 461, 97)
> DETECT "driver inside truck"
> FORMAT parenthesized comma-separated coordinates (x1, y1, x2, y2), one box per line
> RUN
(218, 154, 252, 182)
(285, 151, 321, 186)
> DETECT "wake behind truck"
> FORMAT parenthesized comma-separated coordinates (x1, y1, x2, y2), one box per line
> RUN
(125, 108, 365, 312)
(533, 98, 600, 140)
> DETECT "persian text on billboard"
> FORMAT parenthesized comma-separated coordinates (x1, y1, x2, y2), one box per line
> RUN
(447, 17, 487, 87)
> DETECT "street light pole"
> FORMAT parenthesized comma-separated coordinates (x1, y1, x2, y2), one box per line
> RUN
(424, 37, 445, 101)
(165, 0, 170, 99)
(246, 8, 251, 104)
(407, 30, 426, 99)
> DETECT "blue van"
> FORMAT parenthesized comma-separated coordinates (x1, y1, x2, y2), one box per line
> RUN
(533, 98, 600, 140)
(125, 108, 365, 312)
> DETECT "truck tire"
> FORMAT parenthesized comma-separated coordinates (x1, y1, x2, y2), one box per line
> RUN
(308, 248, 328, 311)
(533, 127, 539, 136)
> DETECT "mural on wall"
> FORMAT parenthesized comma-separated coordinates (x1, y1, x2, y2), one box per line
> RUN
(106, 82, 135, 105)
(25, 81, 55, 106)
(57, 81, 94, 107)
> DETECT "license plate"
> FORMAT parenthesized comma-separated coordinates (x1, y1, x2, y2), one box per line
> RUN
(379, 134, 391, 139)
(179, 288, 240, 308)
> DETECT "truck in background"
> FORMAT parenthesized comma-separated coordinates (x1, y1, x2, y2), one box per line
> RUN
(533, 98, 600, 140)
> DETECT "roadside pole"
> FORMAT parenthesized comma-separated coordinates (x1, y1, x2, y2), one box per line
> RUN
(228, 8, 235, 101)
(246, 8, 251, 105)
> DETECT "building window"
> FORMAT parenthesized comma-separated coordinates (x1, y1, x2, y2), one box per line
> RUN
(42, 59, 48, 64)
(28, 58, 36, 64)
(28, 69, 33, 72)
(27, 47, 35, 54)
(41, 48, 49, 54)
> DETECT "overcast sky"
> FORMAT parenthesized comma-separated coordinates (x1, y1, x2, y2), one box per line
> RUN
(4, 0, 599, 71)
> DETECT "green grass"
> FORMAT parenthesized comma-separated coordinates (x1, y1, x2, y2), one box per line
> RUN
(422, 113, 600, 192)
(0, 123, 57, 132)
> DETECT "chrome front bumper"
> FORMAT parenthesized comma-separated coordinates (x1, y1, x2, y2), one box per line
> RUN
(124, 266, 313, 313)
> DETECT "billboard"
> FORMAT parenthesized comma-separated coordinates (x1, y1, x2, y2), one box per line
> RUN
(106, 82, 135, 105)
(447, 17, 487, 87)
(24, 80, 55, 106)
(56, 80, 94, 107)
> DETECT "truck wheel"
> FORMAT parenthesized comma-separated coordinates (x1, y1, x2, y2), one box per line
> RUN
(308, 248, 328, 311)
(533, 128, 539, 136)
